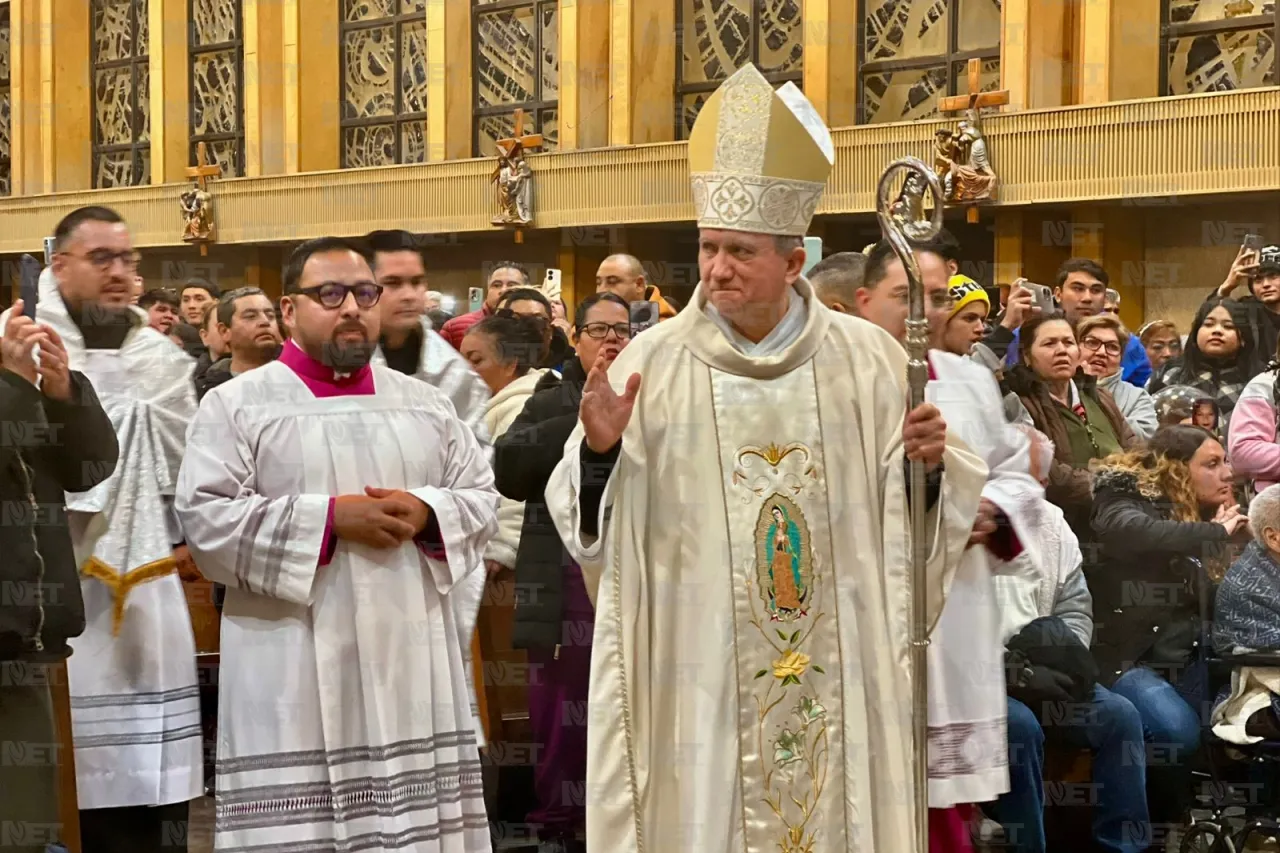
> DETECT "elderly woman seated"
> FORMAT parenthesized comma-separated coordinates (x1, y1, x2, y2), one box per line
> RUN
(1212, 483, 1280, 743)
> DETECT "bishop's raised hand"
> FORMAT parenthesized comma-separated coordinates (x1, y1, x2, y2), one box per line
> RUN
(580, 351, 641, 454)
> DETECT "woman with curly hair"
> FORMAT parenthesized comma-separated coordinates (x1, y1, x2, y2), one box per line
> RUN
(1089, 425, 1246, 825)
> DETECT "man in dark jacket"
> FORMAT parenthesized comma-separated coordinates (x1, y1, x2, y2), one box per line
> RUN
(491, 291, 629, 853)
(0, 300, 119, 853)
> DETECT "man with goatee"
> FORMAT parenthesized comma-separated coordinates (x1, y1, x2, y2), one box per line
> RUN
(177, 237, 498, 852)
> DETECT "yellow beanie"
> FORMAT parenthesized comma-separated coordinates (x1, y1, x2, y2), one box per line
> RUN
(948, 275, 990, 318)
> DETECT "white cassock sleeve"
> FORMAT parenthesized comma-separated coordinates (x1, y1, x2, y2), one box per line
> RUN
(175, 390, 330, 606)
(967, 368, 1045, 576)
(407, 407, 500, 597)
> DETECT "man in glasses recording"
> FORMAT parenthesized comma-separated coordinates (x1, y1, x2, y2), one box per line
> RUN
(176, 237, 498, 853)
(0, 205, 203, 851)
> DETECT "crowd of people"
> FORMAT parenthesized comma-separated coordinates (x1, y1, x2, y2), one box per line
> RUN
(6, 61, 1280, 853)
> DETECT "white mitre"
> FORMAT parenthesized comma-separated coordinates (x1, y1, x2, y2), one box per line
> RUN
(688, 64, 836, 237)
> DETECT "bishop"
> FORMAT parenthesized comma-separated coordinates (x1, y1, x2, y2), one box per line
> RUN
(546, 64, 988, 852)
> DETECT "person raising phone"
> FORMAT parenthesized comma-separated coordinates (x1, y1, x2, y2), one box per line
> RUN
(1216, 242, 1280, 360)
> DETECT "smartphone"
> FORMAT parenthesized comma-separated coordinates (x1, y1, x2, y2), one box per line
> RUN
(544, 267, 562, 300)
(19, 255, 41, 319)
(468, 286, 483, 313)
(629, 301, 660, 337)
(1019, 281, 1055, 315)
(801, 236, 823, 276)
(1244, 233, 1265, 254)
(42, 237, 56, 266)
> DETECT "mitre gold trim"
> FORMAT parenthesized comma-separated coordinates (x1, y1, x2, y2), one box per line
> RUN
(688, 64, 834, 237)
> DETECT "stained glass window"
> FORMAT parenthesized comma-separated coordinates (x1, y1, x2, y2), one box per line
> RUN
(341, 0, 429, 168)
(676, 0, 803, 139)
(0, 2, 11, 197)
(1164, 0, 1277, 94)
(91, 0, 150, 187)
(858, 0, 1002, 124)
(189, 0, 243, 177)
(473, 0, 558, 156)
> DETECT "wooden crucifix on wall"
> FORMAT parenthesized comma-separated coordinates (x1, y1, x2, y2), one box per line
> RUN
(490, 109, 543, 244)
(936, 58, 1010, 223)
(182, 142, 222, 256)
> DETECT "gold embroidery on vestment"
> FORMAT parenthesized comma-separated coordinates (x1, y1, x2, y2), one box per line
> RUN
(81, 556, 178, 636)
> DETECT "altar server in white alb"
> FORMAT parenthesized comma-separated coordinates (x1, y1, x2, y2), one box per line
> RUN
(175, 237, 499, 852)
(546, 64, 989, 853)
(858, 241, 1047, 840)
(0, 206, 202, 850)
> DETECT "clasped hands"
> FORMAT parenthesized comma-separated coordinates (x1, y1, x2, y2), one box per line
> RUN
(333, 487, 431, 549)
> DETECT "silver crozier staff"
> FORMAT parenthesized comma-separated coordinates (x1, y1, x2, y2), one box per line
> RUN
(875, 156, 945, 853)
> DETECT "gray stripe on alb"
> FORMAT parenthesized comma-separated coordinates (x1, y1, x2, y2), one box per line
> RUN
(262, 497, 295, 597)
(235, 499, 268, 590)
(76, 722, 203, 749)
(70, 685, 200, 709)
(217, 813, 491, 853)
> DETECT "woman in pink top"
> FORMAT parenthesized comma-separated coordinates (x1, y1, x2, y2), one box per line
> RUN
(1229, 366, 1280, 493)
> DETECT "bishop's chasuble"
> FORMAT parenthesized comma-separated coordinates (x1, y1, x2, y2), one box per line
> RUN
(547, 279, 988, 853)
(0, 296, 203, 810)
(175, 341, 499, 852)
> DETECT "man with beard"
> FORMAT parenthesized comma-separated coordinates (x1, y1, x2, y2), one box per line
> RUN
(138, 287, 180, 335)
(0, 206, 201, 852)
(195, 287, 283, 401)
(366, 230, 489, 445)
(176, 236, 498, 852)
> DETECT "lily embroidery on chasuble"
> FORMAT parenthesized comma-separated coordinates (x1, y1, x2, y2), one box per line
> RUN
(714, 369, 843, 853)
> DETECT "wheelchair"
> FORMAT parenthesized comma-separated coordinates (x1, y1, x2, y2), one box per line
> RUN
(1176, 557, 1280, 853)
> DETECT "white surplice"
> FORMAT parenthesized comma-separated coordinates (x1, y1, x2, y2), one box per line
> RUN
(373, 318, 493, 745)
(546, 280, 989, 853)
(174, 358, 498, 853)
(0, 296, 203, 809)
(925, 351, 1044, 807)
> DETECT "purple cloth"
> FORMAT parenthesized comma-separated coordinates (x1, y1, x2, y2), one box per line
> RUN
(526, 562, 595, 839)
(278, 338, 375, 397)
(320, 498, 337, 566)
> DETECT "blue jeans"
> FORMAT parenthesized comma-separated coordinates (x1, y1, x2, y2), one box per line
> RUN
(1110, 666, 1203, 827)
(990, 687, 1150, 853)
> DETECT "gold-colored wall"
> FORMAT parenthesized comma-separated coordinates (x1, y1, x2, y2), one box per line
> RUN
(1143, 201, 1280, 331)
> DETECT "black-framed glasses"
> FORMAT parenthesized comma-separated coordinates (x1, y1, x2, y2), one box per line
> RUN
(580, 322, 631, 340)
(296, 282, 382, 309)
(1080, 336, 1122, 356)
(61, 249, 141, 272)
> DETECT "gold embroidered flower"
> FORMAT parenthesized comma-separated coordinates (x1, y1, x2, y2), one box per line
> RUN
(773, 650, 810, 682)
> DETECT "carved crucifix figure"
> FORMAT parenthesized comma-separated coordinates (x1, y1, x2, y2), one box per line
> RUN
(490, 109, 543, 242)
(182, 142, 222, 256)
(937, 58, 1010, 221)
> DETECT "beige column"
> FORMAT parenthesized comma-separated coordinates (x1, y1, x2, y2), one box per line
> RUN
(1075, 0, 1160, 104)
(1002, 0, 1071, 110)
(244, 0, 286, 176)
(426, 0, 470, 161)
(12, 0, 92, 194)
(560, 0, 610, 150)
(149, 0, 188, 184)
(610, 0, 674, 144)
(802, 0, 856, 127)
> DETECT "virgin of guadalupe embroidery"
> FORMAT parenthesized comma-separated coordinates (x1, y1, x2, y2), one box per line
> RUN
(756, 495, 812, 622)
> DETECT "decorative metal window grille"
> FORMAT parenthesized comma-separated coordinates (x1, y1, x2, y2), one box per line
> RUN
(91, 0, 151, 187)
(1162, 0, 1278, 95)
(340, 0, 429, 168)
(472, 0, 558, 157)
(0, 2, 11, 197)
(676, 0, 803, 140)
(858, 0, 1001, 124)
(189, 0, 244, 177)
